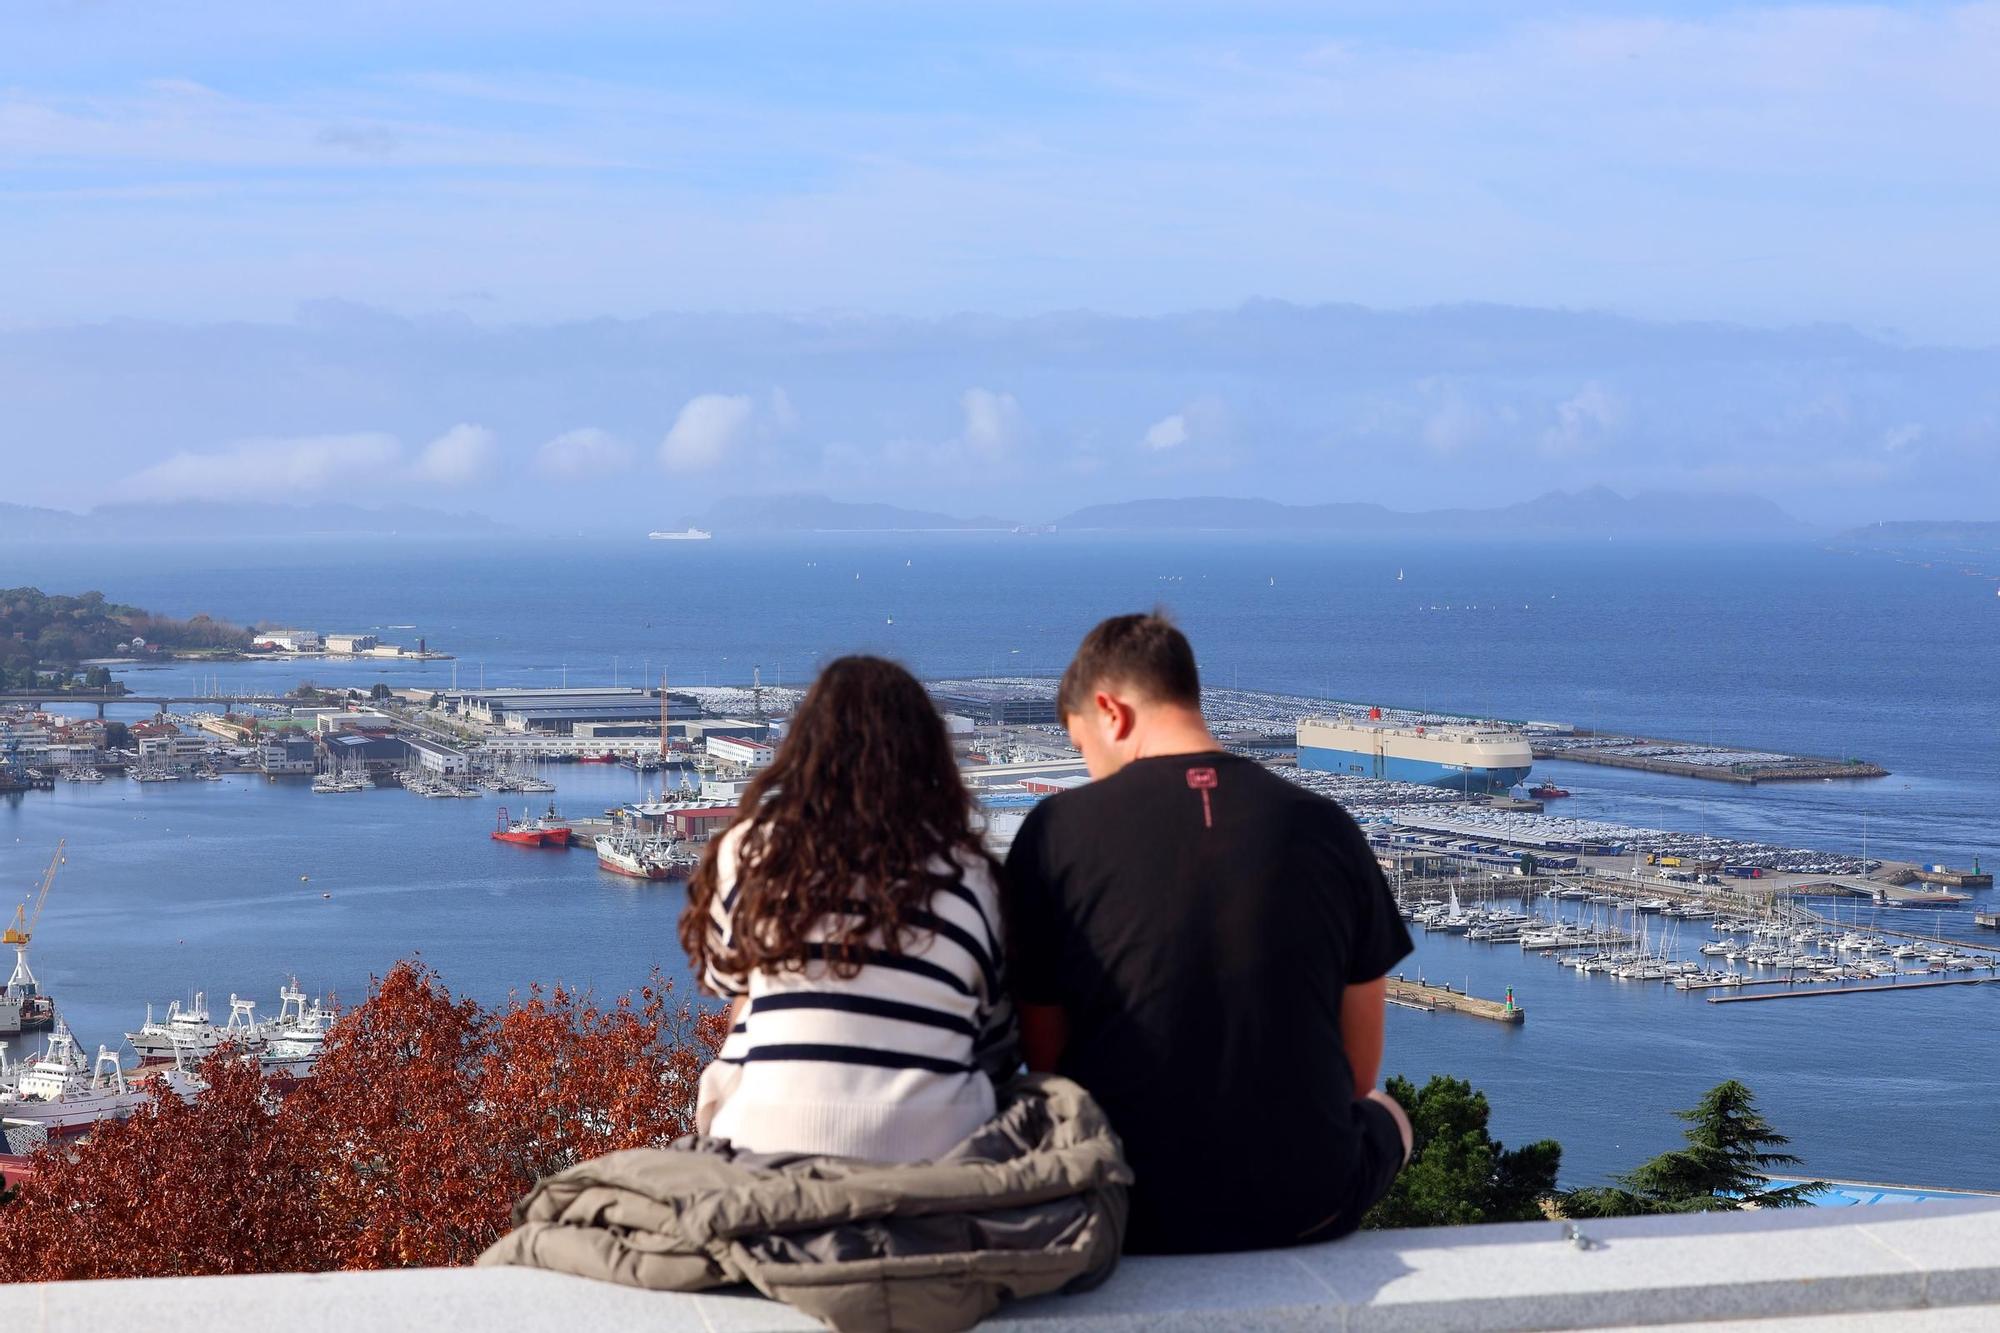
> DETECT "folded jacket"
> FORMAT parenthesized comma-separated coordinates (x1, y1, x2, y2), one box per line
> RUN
(478, 1072, 1131, 1333)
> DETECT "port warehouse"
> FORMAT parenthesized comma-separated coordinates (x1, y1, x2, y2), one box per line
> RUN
(442, 687, 703, 735)
(932, 685, 1060, 726)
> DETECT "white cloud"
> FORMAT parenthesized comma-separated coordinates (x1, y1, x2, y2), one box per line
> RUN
(412, 423, 497, 487)
(1881, 423, 1924, 455)
(768, 387, 800, 432)
(120, 433, 401, 501)
(1143, 413, 1189, 451)
(1418, 381, 1485, 455)
(958, 388, 1026, 458)
(1541, 384, 1623, 458)
(535, 427, 634, 478)
(660, 393, 756, 472)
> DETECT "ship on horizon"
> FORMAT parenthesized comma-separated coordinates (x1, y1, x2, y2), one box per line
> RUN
(648, 527, 713, 542)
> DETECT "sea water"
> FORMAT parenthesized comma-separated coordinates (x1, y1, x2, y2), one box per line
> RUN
(1, 534, 1995, 1188)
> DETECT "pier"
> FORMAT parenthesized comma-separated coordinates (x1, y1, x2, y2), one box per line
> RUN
(1532, 731, 1887, 784)
(1706, 976, 1995, 1003)
(1386, 976, 1525, 1024)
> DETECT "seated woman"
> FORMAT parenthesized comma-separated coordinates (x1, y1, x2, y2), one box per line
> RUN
(679, 655, 1015, 1163)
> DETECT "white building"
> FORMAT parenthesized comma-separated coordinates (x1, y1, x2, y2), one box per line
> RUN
(136, 734, 209, 765)
(700, 776, 756, 802)
(706, 735, 774, 773)
(252, 628, 322, 653)
(313, 710, 396, 734)
(407, 737, 469, 775)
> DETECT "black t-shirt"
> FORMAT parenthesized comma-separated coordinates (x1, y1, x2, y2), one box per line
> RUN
(1005, 751, 1413, 1254)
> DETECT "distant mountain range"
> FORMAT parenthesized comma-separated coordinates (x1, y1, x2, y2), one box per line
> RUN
(690, 488, 1804, 538)
(693, 494, 1019, 532)
(1052, 488, 1804, 537)
(0, 500, 511, 541)
(1838, 520, 2000, 545)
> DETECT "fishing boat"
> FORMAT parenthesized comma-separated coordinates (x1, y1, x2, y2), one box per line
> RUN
(0, 1027, 152, 1131)
(595, 828, 698, 881)
(259, 980, 334, 1078)
(491, 804, 572, 848)
(125, 992, 268, 1063)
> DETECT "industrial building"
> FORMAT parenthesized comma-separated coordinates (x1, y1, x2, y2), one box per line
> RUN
(450, 687, 700, 735)
(310, 710, 397, 735)
(258, 734, 317, 775)
(324, 733, 408, 773)
(932, 685, 1060, 726)
(325, 633, 380, 654)
(706, 735, 774, 774)
(663, 806, 739, 843)
(251, 629, 322, 653)
(407, 737, 470, 775)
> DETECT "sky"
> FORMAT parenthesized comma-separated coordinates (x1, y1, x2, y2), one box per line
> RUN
(3, 2, 1998, 527)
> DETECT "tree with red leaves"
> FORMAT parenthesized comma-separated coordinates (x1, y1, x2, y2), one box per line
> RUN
(0, 961, 725, 1282)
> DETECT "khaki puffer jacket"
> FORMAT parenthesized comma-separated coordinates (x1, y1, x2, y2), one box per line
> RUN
(478, 1074, 1131, 1333)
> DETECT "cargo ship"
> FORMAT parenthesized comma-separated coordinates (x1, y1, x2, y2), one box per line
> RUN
(647, 528, 713, 542)
(1298, 713, 1533, 792)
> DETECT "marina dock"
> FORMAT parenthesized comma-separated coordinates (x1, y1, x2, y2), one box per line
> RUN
(1386, 976, 1525, 1024)
(1707, 976, 1995, 1003)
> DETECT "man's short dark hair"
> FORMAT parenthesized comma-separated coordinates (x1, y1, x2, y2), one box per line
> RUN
(1057, 612, 1201, 718)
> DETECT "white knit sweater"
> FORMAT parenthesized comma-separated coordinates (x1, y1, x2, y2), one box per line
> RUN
(697, 825, 1015, 1163)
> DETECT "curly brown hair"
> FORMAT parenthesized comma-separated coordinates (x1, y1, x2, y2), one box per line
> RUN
(678, 655, 993, 991)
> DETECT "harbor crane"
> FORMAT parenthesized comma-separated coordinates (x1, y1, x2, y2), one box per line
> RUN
(5, 838, 63, 999)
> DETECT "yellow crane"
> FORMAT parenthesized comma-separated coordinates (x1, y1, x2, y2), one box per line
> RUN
(5, 838, 64, 949)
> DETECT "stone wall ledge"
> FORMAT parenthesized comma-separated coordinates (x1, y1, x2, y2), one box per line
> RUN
(3, 1198, 1995, 1331)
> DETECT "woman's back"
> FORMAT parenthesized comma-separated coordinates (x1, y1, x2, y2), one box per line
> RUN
(679, 655, 1018, 1164)
(700, 826, 1013, 1162)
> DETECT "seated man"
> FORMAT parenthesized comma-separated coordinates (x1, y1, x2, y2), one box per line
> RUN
(1005, 612, 1414, 1254)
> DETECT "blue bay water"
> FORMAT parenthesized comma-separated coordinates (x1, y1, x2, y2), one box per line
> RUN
(2, 535, 1996, 1190)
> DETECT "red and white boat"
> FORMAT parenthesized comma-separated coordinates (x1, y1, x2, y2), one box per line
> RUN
(492, 804, 573, 848)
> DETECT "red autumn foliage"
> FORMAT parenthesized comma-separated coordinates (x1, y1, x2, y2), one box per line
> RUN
(0, 960, 726, 1282)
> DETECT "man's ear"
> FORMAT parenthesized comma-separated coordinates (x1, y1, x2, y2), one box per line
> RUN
(1096, 689, 1135, 742)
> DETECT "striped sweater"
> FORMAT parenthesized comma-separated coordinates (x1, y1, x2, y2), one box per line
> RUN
(700, 824, 1017, 1163)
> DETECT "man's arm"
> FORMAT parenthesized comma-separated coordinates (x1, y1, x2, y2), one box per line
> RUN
(1019, 1002, 1068, 1073)
(1003, 806, 1070, 1072)
(1339, 976, 1387, 1096)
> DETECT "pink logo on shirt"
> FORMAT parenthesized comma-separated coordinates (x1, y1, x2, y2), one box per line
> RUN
(1187, 767, 1218, 827)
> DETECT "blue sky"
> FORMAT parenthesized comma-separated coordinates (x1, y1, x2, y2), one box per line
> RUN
(3, 3, 1998, 523)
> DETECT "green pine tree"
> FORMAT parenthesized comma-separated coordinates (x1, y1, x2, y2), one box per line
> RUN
(1562, 1080, 1826, 1217)
(1363, 1075, 1562, 1228)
